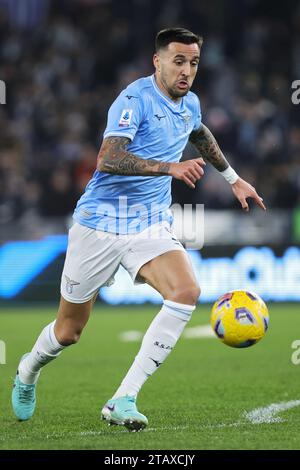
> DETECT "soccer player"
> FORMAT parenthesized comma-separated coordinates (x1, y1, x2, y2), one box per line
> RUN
(12, 28, 265, 431)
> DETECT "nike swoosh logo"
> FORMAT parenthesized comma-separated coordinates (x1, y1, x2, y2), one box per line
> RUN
(106, 405, 115, 412)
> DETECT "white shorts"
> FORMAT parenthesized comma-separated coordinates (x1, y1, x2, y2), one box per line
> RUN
(61, 222, 185, 303)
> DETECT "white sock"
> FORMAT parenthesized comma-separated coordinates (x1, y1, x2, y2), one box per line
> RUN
(18, 321, 65, 384)
(113, 300, 195, 399)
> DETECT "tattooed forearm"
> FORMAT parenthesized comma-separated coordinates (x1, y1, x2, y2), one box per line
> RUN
(97, 137, 171, 176)
(189, 124, 229, 171)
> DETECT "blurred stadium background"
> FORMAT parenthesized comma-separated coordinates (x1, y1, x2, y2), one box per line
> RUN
(1, 0, 300, 453)
(0, 0, 299, 305)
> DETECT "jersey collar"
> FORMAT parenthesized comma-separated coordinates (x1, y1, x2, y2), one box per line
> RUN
(151, 74, 183, 109)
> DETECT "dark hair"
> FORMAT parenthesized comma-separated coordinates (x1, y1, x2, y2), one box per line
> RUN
(155, 27, 203, 52)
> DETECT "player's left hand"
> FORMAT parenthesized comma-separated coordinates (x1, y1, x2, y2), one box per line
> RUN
(231, 177, 266, 212)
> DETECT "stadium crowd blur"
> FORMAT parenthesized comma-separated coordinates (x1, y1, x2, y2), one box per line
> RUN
(0, 0, 299, 234)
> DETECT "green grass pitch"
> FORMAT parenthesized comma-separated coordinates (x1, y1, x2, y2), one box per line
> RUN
(0, 303, 300, 450)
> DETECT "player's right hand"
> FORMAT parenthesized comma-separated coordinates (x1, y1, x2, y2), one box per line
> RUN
(169, 158, 206, 188)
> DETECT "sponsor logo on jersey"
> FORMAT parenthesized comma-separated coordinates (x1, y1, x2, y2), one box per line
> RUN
(125, 95, 138, 100)
(154, 114, 166, 121)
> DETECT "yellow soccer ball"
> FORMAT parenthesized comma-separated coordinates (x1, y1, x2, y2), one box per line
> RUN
(211, 291, 269, 348)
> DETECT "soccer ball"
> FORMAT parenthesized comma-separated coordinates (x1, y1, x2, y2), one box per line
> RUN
(211, 290, 269, 348)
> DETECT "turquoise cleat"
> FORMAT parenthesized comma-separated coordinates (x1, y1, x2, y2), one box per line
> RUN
(101, 395, 148, 432)
(12, 355, 37, 421)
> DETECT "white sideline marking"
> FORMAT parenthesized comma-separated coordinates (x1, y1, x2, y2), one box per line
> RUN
(119, 330, 143, 342)
(4, 400, 300, 443)
(244, 400, 300, 424)
(183, 324, 215, 339)
(120, 324, 215, 342)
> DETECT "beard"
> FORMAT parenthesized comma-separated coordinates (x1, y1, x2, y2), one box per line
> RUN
(161, 74, 190, 100)
(168, 85, 190, 99)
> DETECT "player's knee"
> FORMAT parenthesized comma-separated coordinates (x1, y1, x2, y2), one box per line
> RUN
(55, 328, 82, 346)
(170, 283, 201, 306)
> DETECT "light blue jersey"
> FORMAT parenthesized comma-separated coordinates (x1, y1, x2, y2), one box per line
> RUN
(73, 75, 202, 234)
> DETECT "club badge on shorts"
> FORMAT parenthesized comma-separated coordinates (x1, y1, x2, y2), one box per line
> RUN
(65, 275, 80, 294)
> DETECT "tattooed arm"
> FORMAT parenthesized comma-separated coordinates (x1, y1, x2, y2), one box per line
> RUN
(189, 124, 266, 211)
(189, 124, 229, 171)
(97, 137, 170, 176)
(97, 136, 206, 188)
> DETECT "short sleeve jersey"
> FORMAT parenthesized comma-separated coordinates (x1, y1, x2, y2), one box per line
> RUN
(73, 75, 202, 234)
